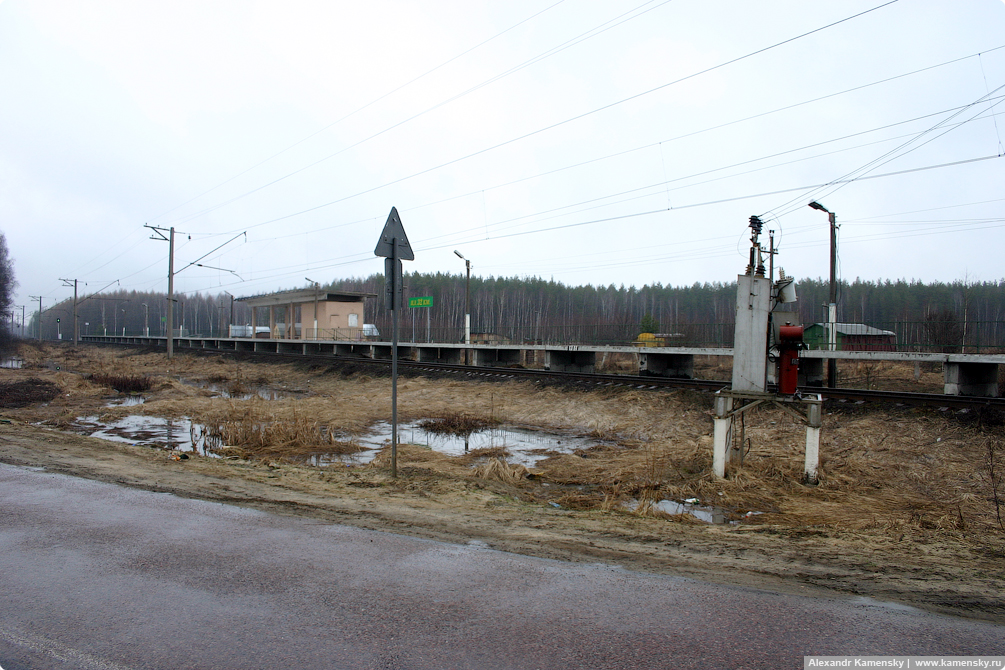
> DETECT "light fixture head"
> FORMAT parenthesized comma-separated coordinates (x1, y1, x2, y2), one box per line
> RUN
(808, 201, 828, 213)
(454, 250, 465, 260)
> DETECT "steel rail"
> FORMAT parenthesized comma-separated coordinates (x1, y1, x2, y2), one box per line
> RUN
(172, 345, 1005, 410)
(89, 340, 1005, 410)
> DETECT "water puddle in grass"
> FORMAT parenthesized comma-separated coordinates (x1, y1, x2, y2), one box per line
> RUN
(179, 378, 295, 401)
(73, 415, 213, 454)
(623, 498, 728, 524)
(69, 414, 607, 468)
(361, 420, 608, 467)
(105, 395, 146, 407)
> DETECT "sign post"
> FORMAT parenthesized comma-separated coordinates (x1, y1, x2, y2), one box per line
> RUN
(408, 296, 433, 343)
(374, 207, 413, 478)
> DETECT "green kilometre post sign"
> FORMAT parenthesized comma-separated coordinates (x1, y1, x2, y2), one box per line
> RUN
(408, 296, 433, 348)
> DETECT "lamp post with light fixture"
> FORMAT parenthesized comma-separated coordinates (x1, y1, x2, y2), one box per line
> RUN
(808, 200, 838, 388)
(454, 250, 471, 365)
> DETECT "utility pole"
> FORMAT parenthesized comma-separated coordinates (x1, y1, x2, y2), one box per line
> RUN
(29, 296, 42, 341)
(147, 225, 244, 356)
(147, 225, 175, 359)
(59, 278, 79, 346)
(142, 303, 149, 337)
(454, 250, 472, 365)
(808, 201, 839, 388)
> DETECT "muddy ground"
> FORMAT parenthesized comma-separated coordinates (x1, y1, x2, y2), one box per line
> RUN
(2, 342, 1003, 622)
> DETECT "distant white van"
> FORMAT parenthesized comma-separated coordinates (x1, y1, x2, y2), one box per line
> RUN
(229, 325, 271, 338)
(362, 324, 380, 339)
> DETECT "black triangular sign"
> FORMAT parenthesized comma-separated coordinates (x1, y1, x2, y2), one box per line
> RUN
(373, 207, 414, 260)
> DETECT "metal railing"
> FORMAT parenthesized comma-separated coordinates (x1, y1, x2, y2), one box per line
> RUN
(144, 319, 1005, 354)
(801, 320, 1005, 354)
(366, 323, 735, 348)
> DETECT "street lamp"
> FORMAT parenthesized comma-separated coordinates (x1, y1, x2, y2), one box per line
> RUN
(141, 303, 149, 337)
(454, 250, 471, 365)
(121, 307, 127, 336)
(808, 200, 838, 388)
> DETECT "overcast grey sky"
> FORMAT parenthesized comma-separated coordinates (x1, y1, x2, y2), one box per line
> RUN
(4, 1, 1005, 318)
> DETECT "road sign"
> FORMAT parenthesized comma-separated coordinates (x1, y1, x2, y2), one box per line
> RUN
(408, 296, 433, 308)
(373, 206, 415, 479)
(373, 207, 414, 260)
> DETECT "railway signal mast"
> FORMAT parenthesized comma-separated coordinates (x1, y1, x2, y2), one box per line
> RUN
(712, 216, 824, 484)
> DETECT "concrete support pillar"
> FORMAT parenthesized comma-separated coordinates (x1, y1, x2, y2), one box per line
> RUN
(712, 393, 733, 479)
(800, 357, 825, 387)
(639, 353, 694, 378)
(804, 395, 822, 484)
(944, 362, 999, 397)
(269, 306, 275, 338)
(251, 307, 257, 338)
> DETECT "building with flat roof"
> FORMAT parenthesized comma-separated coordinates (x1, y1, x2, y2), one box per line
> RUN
(236, 288, 376, 340)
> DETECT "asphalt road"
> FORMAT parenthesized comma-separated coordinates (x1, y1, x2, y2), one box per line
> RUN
(1, 462, 1002, 670)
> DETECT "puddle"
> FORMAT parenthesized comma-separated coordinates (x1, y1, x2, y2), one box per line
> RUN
(1, 357, 24, 369)
(105, 396, 146, 407)
(623, 498, 729, 524)
(360, 420, 608, 467)
(69, 414, 610, 469)
(180, 378, 294, 401)
(73, 415, 214, 454)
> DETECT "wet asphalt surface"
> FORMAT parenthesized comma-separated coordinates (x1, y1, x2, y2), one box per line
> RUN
(1, 463, 1003, 670)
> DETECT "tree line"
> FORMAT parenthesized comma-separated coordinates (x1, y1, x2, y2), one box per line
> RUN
(22, 273, 1005, 347)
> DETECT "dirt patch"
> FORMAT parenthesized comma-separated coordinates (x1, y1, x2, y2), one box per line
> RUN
(1, 342, 1003, 622)
(0, 378, 61, 407)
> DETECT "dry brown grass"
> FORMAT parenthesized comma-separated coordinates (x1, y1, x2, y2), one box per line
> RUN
(419, 412, 500, 436)
(11, 342, 1005, 545)
(91, 373, 152, 393)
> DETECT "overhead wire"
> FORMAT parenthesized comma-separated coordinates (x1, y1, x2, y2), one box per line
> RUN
(412, 105, 1005, 249)
(169, 149, 1002, 296)
(403, 44, 1005, 216)
(146, 0, 570, 224)
(104, 4, 1005, 297)
(763, 81, 1005, 220)
(159, 0, 673, 228)
(191, 0, 901, 237)
(216, 78, 1005, 249)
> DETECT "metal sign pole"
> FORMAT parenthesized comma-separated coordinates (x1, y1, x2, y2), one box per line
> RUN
(391, 238, 399, 479)
(374, 207, 413, 479)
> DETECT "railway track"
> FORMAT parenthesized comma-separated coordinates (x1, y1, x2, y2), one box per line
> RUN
(157, 343, 1005, 411)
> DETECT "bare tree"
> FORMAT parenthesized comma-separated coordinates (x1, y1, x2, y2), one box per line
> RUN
(924, 309, 963, 353)
(0, 231, 17, 354)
